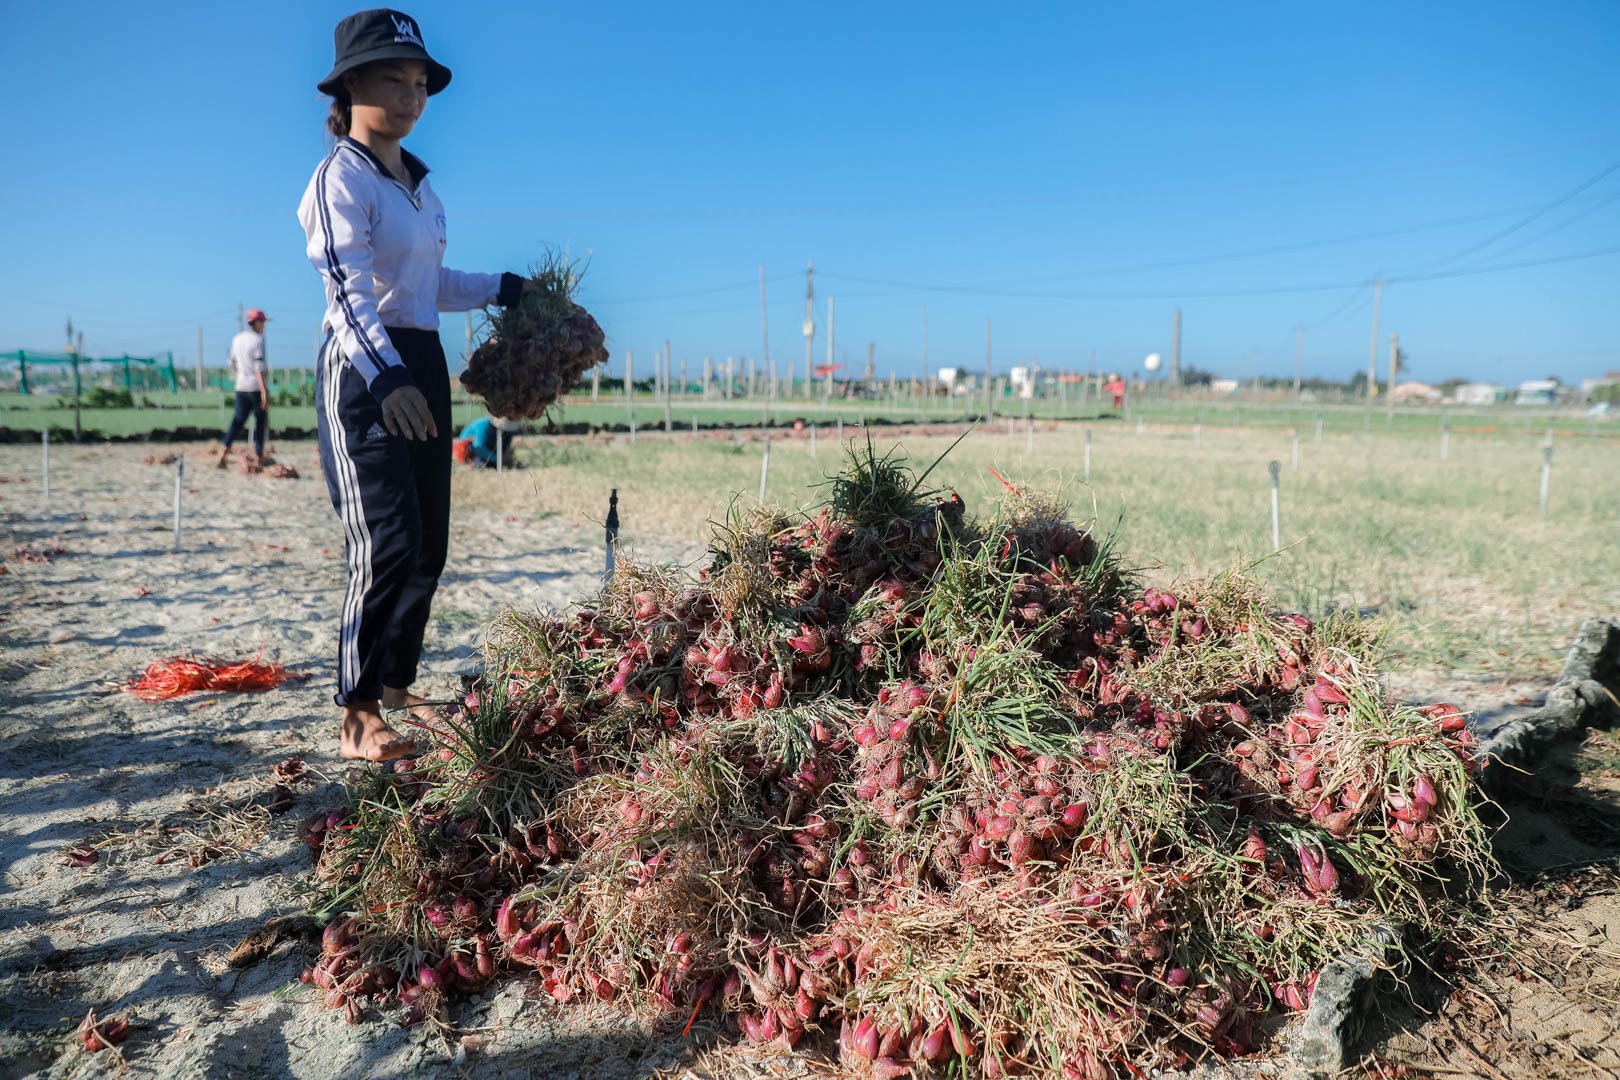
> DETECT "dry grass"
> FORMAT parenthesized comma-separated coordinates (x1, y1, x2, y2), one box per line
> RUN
(455, 422, 1620, 680)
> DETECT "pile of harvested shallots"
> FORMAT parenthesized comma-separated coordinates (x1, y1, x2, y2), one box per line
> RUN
(303, 445, 1489, 1078)
(459, 255, 608, 420)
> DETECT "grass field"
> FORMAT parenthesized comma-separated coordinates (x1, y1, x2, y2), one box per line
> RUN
(1, 386, 1609, 442)
(452, 420, 1618, 683)
(6, 385, 1611, 681)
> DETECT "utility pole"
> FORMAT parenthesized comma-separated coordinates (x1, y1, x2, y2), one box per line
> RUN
(826, 294, 835, 401)
(196, 325, 204, 392)
(1386, 332, 1399, 420)
(984, 318, 993, 421)
(921, 303, 929, 390)
(1293, 324, 1304, 399)
(1364, 277, 1383, 401)
(1170, 308, 1182, 389)
(865, 341, 875, 386)
(237, 301, 244, 332)
(802, 260, 815, 398)
(759, 262, 771, 411)
(65, 318, 83, 440)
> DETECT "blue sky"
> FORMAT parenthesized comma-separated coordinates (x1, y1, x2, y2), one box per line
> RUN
(3, 1, 1618, 386)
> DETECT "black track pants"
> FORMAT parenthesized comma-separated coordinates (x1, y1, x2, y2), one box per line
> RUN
(221, 391, 267, 457)
(315, 327, 453, 706)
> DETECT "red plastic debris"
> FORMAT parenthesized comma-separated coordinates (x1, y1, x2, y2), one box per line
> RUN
(125, 655, 302, 701)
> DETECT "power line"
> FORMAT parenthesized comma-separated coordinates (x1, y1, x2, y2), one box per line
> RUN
(1389, 244, 1620, 284)
(1299, 285, 1373, 331)
(1456, 183, 1620, 266)
(592, 272, 797, 306)
(1417, 156, 1620, 272)
(819, 244, 1620, 302)
(982, 196, 1619, 286)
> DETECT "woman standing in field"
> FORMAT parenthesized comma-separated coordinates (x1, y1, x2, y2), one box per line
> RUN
(298, 8, 525, 760)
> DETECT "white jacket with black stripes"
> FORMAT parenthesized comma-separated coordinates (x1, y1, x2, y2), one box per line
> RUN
(297, 136, 520, 401)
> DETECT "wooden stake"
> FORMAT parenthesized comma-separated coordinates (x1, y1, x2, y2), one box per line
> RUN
(625, 350, 636, 442)
(759, 436, 771, 503)
(1269, 460, 1282, 551)
(173, 454, 184, 552)
(1539, 445, 1552, 519)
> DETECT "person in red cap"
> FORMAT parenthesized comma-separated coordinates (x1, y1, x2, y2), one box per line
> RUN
(298, 9, 528, 761)
(216, 309, 271, 467)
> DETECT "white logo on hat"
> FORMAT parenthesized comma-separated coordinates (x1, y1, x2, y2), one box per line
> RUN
(391, 14, 423, 46)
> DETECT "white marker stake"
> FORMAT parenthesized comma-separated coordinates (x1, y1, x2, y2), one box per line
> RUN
(1025, 416, 1033, 454)
(625, 351, 636, 443)
(42, 429, 50, 509)
(1136, 417, 1144, 436)
(173, 454, 184, 553)
(758, 436, 771, 503)
(810, 423, 817, 458)
(1269, 460, 1282, 551)
(1539, 445, 1552, 519)
(496, 427, 504, 475)
(836, 416, 843, 442)
(1083, 428, 1092, 483)
(1291, 431, 1300, 473)
(1440, 420, 1450, 461)
(1314, 414, 1323, 441)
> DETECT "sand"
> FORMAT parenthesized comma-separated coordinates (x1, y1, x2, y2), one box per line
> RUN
(0, 440, 737, 1079)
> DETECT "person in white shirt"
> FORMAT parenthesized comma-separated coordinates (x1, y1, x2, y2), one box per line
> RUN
(298, 8, 526, 761)
(216, 310, 271, 467)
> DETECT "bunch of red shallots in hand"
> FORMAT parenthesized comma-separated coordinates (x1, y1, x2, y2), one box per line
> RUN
(460, 256, 608, 420)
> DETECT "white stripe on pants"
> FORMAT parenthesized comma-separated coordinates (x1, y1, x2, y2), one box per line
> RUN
(320, 336, 375, 699)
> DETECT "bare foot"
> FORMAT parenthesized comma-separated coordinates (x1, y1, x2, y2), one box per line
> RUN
(340, 701, 417, 761)
(382, 687, 447, 727)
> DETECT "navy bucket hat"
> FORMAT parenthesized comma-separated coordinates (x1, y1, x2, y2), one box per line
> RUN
(317, 9, 452, 97)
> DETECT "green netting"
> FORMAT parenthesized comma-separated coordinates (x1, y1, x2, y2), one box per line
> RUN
(0, 350, 178, 394)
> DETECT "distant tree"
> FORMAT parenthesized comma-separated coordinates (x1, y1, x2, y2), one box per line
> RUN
(1178, 365, 1216, 387)
(1347, 370, 1370, 395)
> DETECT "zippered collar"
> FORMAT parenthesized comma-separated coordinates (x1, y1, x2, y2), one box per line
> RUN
(337, 136, 431, 203)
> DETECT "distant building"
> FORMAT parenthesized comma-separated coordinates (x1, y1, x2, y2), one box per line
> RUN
(1390, 381, 1443, 404)
(1452, 382, 1502, 406)
(1210, 378, 1240, 394)
(1580, 373, 1619, 399)
(1514, 379, 1559, 406)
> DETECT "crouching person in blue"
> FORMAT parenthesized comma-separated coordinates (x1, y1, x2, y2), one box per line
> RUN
(456, 415, 518, 468)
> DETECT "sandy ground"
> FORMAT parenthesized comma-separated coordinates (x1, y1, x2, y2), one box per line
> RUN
(0, 440, 727, 1079)
(1, 440, 1616, 1080)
